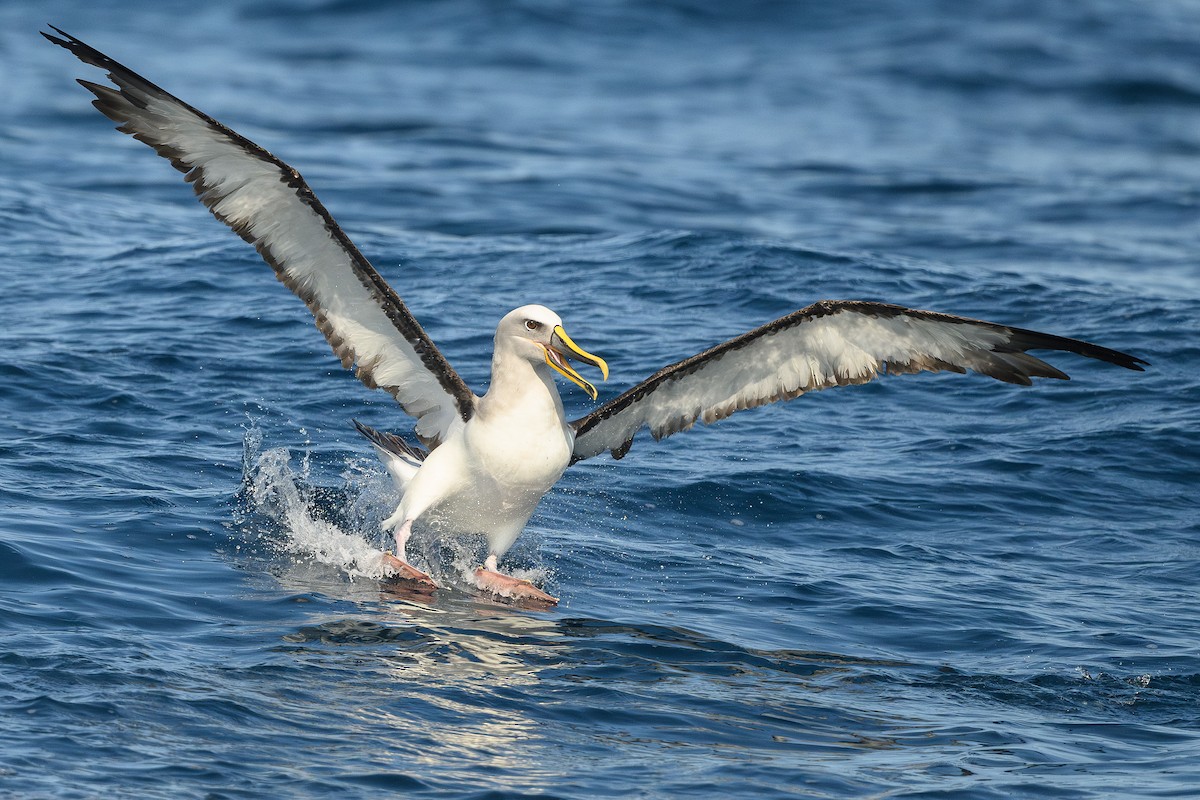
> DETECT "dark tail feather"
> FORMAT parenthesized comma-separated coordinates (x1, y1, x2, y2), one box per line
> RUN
(352, 419, 427, 463)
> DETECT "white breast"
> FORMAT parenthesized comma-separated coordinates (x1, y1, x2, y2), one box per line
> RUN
(466, 388, 573, 493)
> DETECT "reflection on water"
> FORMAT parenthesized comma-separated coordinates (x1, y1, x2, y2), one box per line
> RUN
(274, 599, 565, 777)
(273, 581, 915, 778)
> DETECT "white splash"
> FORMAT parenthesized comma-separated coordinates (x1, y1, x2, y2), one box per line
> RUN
(236, 422, 554, 593)
(238, 424, 394, 581)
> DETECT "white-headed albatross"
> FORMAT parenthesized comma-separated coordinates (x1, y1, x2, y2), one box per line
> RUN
(47, 29, 1148, 606)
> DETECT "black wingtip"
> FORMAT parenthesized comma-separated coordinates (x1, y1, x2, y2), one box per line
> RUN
(1004, 326, 1150, 374)
(42, 26, 120, 75)
(41, 27, 67, 47)
(42, 25, 78, 49)
(43, 26, 94, 66)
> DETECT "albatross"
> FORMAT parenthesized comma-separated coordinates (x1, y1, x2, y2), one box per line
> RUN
(46, 28, 1147, 606)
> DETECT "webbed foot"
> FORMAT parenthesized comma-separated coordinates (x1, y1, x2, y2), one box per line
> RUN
(381, 552, 438, 590)
(472, 567, 558, 607)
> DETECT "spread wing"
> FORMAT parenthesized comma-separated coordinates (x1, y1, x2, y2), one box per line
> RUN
(571, 300, 1147, 461)
(45, 27, 476, 448)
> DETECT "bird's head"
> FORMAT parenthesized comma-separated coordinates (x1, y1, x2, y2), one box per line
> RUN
(498, 305, 609, 400)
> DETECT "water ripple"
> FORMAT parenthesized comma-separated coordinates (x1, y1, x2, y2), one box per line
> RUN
(3, 0, 1198, 797)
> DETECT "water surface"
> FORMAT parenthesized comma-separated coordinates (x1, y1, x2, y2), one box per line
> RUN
(3, 1, 1198, 797)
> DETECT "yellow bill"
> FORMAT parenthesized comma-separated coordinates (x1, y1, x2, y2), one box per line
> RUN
(544, 325, 609, 400)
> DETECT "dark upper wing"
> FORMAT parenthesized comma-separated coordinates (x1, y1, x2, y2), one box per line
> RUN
(45, 27, 476, 447)
(570, 299, 1147, 461)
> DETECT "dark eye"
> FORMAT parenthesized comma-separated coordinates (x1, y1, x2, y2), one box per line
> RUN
(525, 319, 542, 332)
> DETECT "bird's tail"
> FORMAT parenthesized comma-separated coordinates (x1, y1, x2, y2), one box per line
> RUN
(352, 419, 426, 490)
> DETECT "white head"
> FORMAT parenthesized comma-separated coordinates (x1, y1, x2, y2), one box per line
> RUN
(496, 304, 608, 399)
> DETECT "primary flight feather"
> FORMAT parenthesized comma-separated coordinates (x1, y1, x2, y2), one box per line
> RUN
(46, 28, 1147, 605)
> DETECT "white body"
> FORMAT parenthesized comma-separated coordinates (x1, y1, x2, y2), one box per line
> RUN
(381, 306, 576, 560)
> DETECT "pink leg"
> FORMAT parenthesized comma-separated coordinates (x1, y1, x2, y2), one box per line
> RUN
(472, 554, 558, 606)
(393, 519, 413, 561)
(381, 519, 437, 589)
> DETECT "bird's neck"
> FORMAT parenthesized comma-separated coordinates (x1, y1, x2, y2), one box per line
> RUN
(478, 347, 566, 423)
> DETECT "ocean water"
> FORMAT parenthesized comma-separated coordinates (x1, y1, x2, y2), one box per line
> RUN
(3, 1, 1199, 797)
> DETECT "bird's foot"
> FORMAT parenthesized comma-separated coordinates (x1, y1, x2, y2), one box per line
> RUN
(381, 552, 438, 590)
(473, 567, 558, 607)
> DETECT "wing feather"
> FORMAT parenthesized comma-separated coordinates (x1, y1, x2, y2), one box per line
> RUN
(571, 300, 1146, 461)
(46, 28, 476, 447)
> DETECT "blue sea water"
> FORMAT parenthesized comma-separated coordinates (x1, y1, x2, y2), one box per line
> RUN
(3, 0, 1199, 797)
